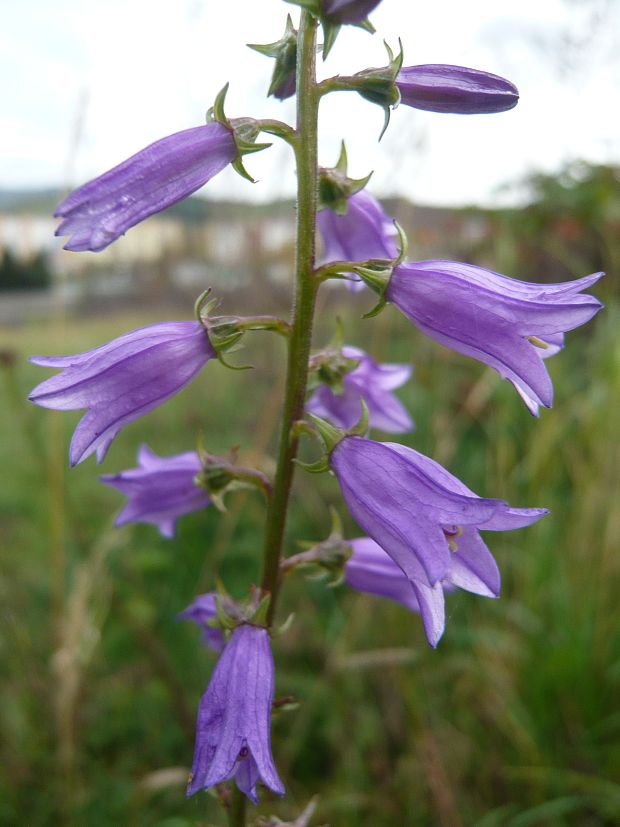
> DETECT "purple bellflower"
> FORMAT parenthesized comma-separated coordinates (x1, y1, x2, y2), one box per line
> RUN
(178, 593, 226, 653)
(55, 122, 237, 252)
(29, 321, 214, 466)
(385, 261, 604, 414)
(187, 624, 284, 804)
(317, 190, 397, 292)
(330, 436, 547, 587)
(396, 64, 519, 114)
(100, 444, 210, 538)
(307, 345, 413, 432)
(320, 0, 383, 25)
(345, 536, 501, 647)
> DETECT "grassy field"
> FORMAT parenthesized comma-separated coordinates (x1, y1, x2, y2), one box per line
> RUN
(1, 289, 619, 827)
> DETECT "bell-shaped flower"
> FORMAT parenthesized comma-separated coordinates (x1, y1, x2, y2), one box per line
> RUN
(317, 190, 397, 292)
(100, 444, 210, 537)
(320, 0, 383, 25)
(29, 321, 214, 466)
(55, 122, 237, 252)
(330, 436, 547, 587)
(385, 261, 604, 414)
(345, 536, 501, 647)
(307, 345, 413, 432)
(396, 64, 519, 114)
(178, 593, 226, 653)
(187, 624, 284, 804)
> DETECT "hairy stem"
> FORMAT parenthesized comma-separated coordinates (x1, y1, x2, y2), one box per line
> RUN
(260, 9, 319, 623)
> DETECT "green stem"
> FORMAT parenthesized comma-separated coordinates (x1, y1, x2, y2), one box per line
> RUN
(228, 786, 247, 827)
(259, 9, 319, 624)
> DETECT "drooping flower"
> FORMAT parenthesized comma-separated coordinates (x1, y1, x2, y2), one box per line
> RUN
(396, 64, 519, 114)
(330, 436, 546, 587)
(100, 444, 209, 537)
(385, 261, 604, 414)
(187, 624, 284, 804)
(178, 593, 226, 653)
(345, 536, 501, 647)
(307, 345, 413, 432)
(29, 321, 214, 466)
(320, 0, 383, 25)
(55, 122, 237, 252)
(317, 190, 397, 291)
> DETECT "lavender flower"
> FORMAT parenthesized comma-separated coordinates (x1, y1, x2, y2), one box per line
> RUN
(396, 64, 519, 114)
(330, 436, 546, 587)
(317, 190, 397, 291)
(307, 345, 413, 432)
(178, 593, 226, 652)
(320, 0, 383, 25)
(345, 536, 500, 647)
(55, 122, 237, 252)
(100, 444, 209, 537)
(29, 321, 214, 466)
(187, 624, 284, 803)
(386, 262, 604, 414)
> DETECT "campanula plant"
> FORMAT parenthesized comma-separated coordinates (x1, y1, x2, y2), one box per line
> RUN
(28, 0, 604, 823)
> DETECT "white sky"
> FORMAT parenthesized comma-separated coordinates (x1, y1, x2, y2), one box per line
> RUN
(1, 0, 619, 206)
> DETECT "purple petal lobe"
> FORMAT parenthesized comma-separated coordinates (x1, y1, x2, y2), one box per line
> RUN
(387, 260, 603, 412)
(410, 579, 446, 648)
(306, 345, 413, 433)
(447, 528, 500, 597)
(187, 625, 284, 803)
(345, 537, 421, 611)
(29, 321, 213, 465)
(101, 444, 209, 537)
(396, 64, 519, 115)
(320, 0, 383, 24)
(55, 122, 237, 252)
(317, 190, 397, 292)
(331, 437, 505, 585)
(178, 593, 225, 652)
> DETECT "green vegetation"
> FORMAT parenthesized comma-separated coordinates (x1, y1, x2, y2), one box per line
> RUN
(0, 250, 51, 291)
(1, 287, 618, 826)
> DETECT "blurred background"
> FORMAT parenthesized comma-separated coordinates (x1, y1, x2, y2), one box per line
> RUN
(1, 1, 619, 825)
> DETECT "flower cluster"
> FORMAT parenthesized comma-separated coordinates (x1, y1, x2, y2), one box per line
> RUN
(27, 0, 604, 817)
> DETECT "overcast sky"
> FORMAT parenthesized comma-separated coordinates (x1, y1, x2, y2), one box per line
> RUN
(1, 0, 619, 206)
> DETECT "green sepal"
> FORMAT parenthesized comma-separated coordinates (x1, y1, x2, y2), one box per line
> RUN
(206, 82, 230, 126)
(393, 219, 408, 266)
(350, 39, 404, 139)
(307, 336, 360, 392)
(215, 349, 254, 371)
(307, 413, 345, 452)
(318, 142, 373, 213)
(321, 20, 341, 60)
(249, 593, 272, 627)
(294, 456, 330, 474)
(361, 296, 387, 319)
(353, 262, 392, 293)
(272, 612, 295, 638)
(248, 15, 298, 99)
(206, 84, 272, 183)
(215, 595, 239, 631)
(356, 18, 376, 34)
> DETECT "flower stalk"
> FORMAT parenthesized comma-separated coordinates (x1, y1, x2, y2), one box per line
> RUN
(259, 9, 320, 634)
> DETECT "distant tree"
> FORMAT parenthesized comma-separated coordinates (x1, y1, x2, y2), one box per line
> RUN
(475, 163, 619, 296)
(0, 249, 52, 291)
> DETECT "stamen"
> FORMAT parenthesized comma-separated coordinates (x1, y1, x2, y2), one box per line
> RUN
(443, 525, 463, 553)
(527, 335, 550, 350)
